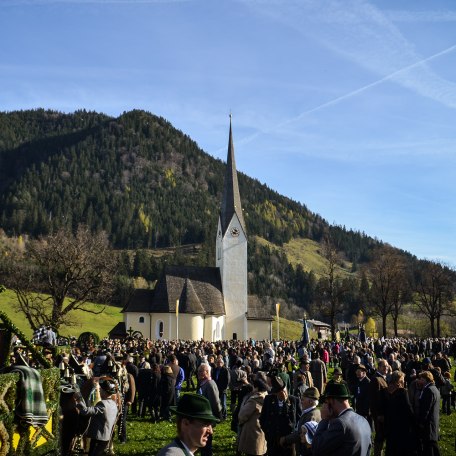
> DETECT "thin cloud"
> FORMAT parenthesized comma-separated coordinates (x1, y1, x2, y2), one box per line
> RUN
(283, 43, 456, 125)
(1, 0, 190, 5)
(385, 10, 456, 22)
(246, 0, 456, 108)
(228, 42, 456, 153)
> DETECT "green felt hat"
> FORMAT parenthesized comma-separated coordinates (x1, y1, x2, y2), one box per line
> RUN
(320, 382, 352, 402)
(170, 394, 220, 424)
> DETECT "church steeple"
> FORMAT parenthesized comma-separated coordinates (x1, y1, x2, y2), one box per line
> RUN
(220, 115, 246, 235)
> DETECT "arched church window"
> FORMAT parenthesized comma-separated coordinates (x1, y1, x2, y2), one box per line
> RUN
(139, 316, 145, 323)
(156, 320, 164, 339)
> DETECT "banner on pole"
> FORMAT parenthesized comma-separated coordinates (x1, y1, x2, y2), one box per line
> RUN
(176, 299, 179, 317)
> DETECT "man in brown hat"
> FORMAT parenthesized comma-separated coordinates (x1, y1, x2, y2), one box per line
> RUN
(157, 394, 220, 456)
(280, 387, 321, 455)
(312, 382, 371, 456)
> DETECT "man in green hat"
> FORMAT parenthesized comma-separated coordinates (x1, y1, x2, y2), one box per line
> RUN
(312, 382, 371, 456)
(157, 394, 220, 456)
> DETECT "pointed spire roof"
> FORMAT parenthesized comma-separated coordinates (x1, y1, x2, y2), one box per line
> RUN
(220, 115, 246, 235)
(179, 278, 205, 314)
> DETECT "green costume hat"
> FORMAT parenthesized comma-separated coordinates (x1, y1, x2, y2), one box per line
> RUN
(170, 394, 220, 424)
(320, 382, 352, 402)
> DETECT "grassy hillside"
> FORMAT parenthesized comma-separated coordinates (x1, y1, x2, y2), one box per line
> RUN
(0, 289, 122, 339)
(284, 237, 353, 278)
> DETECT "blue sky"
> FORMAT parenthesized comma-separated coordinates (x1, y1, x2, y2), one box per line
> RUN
(1, 0, 456, 266)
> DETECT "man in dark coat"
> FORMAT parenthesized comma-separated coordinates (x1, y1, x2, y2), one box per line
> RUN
(353, 364, 371, 425)
(213, 357, 230, 419)
(187, 349, 198, 390)
(417, 370, 441, 456)
(280, 387, 321, 456)
(124, 355, 139, 414)
(312, 382, 371, 456)
(259, 376, 302, 456)
(369, 359, 388, 456)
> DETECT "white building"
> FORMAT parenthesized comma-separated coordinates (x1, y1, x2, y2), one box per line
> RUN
(120, 118, 273, 341)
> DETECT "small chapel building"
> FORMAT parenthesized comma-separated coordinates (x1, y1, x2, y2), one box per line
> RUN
(120, 118, 273, 341)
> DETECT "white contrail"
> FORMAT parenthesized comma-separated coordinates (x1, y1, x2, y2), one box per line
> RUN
(280, 42, 456, 128)
(226, 42, 456, 152)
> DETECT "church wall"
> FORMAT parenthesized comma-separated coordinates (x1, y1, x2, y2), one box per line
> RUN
(123, 312, 151, 338)
(178, 314, 204, 340)
(124, 312, 226, 341)
(247, 320, 273, 341)
(203, 315, 224, 342)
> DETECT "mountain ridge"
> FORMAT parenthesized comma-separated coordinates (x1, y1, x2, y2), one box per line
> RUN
(0, 108, 412, 321)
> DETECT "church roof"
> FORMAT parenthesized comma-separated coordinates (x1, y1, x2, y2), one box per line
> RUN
(220, 116, 246, 236)
(122, 288, 154, 313)
(108, 321, 127, 338)
(179, 278, 206, 314)
(123, 266, 225, 315)
(247, 296, 274, 321)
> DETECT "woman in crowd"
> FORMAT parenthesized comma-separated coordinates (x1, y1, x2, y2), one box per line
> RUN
(148, 362, 162, 422)
(237, 374, 269, 456)
(159, 365, 175, 421)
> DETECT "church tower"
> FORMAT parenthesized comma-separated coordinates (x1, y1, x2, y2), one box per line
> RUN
(216, 116, 248, 340)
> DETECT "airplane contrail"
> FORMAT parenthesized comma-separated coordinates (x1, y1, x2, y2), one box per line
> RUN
(279, 42, 456, 129)
(226, 42, 456, 152)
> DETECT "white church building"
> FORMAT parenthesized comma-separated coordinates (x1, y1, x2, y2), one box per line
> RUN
(118, 118, 273, 341)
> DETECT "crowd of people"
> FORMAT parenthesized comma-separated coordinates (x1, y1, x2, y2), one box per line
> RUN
(7, 334, 456, 455)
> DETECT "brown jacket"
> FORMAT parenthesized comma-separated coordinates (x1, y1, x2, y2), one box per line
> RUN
(238, 391, 267, 455)
(369, 372, 387, 418)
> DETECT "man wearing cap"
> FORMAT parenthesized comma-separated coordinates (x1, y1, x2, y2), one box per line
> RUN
(259, 376, 302, 456)
(293, 357, 313, 396)
(280, 387, 321, 456)
(327, 367, 347, 387)
(157, 394, 220, 456)
(353, 364, 371, 425)
(74, 379, 119, 456)
(312, 382, 371, 456)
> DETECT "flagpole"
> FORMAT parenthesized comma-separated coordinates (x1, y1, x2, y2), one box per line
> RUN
(276, 303, 280, 340)
(176, 299, 179, 340)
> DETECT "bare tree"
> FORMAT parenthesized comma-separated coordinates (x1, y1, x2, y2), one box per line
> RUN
(313, 236, 348, 339)
(368, 246, 407, 337)
(0, 225, 117, 331)
(414, 260, 455, 337)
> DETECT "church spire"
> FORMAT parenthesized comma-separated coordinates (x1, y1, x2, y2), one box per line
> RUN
(220, 115, 246, 235)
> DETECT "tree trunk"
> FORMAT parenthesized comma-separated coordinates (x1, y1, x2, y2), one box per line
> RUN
(436, 316, 441, 338)
(393, 316, 398, 337)
(382, 315, 387, 338)
(430, 317, 435, 338)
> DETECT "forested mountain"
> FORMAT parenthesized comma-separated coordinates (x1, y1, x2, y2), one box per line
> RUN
(1, 109, 434, 327)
